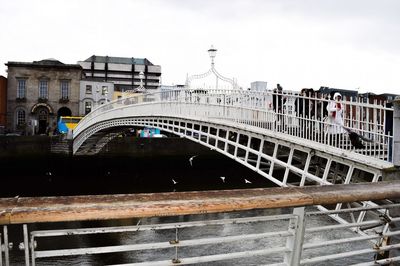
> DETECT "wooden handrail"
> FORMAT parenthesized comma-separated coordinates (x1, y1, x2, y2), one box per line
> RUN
(1, 181, 400, 225)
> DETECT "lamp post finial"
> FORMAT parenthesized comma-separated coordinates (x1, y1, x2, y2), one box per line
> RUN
(208, 45, 217, 66)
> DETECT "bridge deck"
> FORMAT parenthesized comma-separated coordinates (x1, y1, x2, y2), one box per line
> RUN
(1, 181, 399, 225)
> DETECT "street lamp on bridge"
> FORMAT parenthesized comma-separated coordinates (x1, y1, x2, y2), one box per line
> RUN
(135, 71, 146, 93)
(123, 71, 146, 97)
(185, 45, 239, 91)
(208, 45, 217, 67)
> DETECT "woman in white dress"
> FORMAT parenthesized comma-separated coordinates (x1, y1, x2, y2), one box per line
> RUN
(326, 92, 345, 145)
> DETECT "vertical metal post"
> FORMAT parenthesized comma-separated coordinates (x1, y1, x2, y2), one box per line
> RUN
(335, 165, 354, 211)
(23, 225, 30, 266)
(233, 131, 240, 158)
(300, 152, 312, 187)
(255, 139, 264, 170)
(30, 235, 35, 266)
(282, 148, 294, 185)
(392, 98, 400, 166)
(2, 226, 9, 266)
(244, 134, 251, 162)
(285, 207, 305, 266)
(321, 158, 332, 182)
(0, 231, 2, 266)
(206, 125, 210, 144)
(268, 143, 279, 177)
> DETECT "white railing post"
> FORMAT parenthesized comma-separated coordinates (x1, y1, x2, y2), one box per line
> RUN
(2, 226, 9, 266)
(0, 230, 2, 266)
(285, 207, 305, 266)
(23, 224, 29, 266)
(393, 98, 400, 167)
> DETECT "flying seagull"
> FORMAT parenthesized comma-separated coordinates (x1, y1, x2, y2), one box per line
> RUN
(189, 155, 198, 166)
(220, 176, 226, 183)
(172, 179, 178, 185)
(244, 179, 252, 184)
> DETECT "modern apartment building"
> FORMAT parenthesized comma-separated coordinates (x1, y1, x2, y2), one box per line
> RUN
(78, 55, 161, 92)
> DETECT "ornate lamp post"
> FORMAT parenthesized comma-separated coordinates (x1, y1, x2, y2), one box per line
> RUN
(104, 88, 109, 103)
(95, 85, 100, 108)
(208, 45, 217, 67)
(185, 45, 239, 91)
(135, 71, 146, 93)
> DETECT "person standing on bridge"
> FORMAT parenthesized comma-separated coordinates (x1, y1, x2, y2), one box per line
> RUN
(326, 92, 345, 147)
(273, 84, 285, 113)
(273, 84, 286, 131)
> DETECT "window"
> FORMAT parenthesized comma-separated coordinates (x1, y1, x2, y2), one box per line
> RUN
(85, 101, 92, 114)
(17, 109, 26, 126)
(17, 79, 26, 98)
(39, 80, 48, 99)
(60, 81, 69, 99)
(86, 85, 92, 94)
(102, 86, 108, 96)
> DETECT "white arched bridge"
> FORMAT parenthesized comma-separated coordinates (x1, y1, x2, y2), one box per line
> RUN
(73, 89, 398, 191)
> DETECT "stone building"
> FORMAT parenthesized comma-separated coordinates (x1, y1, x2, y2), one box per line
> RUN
(78, 55, 161, 92)
(0, 76, 7, 133)
(6, 59, 82, 135)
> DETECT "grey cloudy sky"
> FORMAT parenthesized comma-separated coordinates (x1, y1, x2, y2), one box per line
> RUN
(1, 0, 399, 94)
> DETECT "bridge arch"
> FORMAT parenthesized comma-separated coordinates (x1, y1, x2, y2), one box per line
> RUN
(73, 114, 384, 188)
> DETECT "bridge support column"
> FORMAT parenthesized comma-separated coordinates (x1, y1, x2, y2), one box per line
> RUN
(393, 98, 400, 167)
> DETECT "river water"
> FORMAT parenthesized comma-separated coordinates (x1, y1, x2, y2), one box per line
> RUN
(0, 137, 384, 265)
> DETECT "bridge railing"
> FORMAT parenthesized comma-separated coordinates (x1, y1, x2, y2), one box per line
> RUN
(74, 89, 394, 162)
(1, 182, 400, 265)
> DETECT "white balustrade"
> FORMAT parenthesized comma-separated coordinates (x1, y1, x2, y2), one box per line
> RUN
(73, 89, 394, 163)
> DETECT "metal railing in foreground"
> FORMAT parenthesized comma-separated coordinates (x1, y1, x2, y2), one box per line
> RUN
(1, 182, 399, 266)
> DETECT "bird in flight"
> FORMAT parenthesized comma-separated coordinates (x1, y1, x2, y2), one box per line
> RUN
(220, 176, 226, 183)
(244, 179, 252, 184)
(189, 155, 198, 166)
(172, 179, 178, 185)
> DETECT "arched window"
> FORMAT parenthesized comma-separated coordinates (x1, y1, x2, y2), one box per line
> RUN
(85, 101, 92, 114)
(16, 109, 26, 126)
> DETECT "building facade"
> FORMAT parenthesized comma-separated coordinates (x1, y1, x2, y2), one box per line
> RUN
(0, 76, 6, 133)
(318, 86, 358, 101)
(6, 59, 82, 135)
(79, 80, 114, 116)
(250, 81, 268, 92)
(78, 55, 161, 92)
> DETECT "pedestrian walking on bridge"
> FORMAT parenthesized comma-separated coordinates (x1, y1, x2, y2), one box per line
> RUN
(326, 92, 345, 146)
